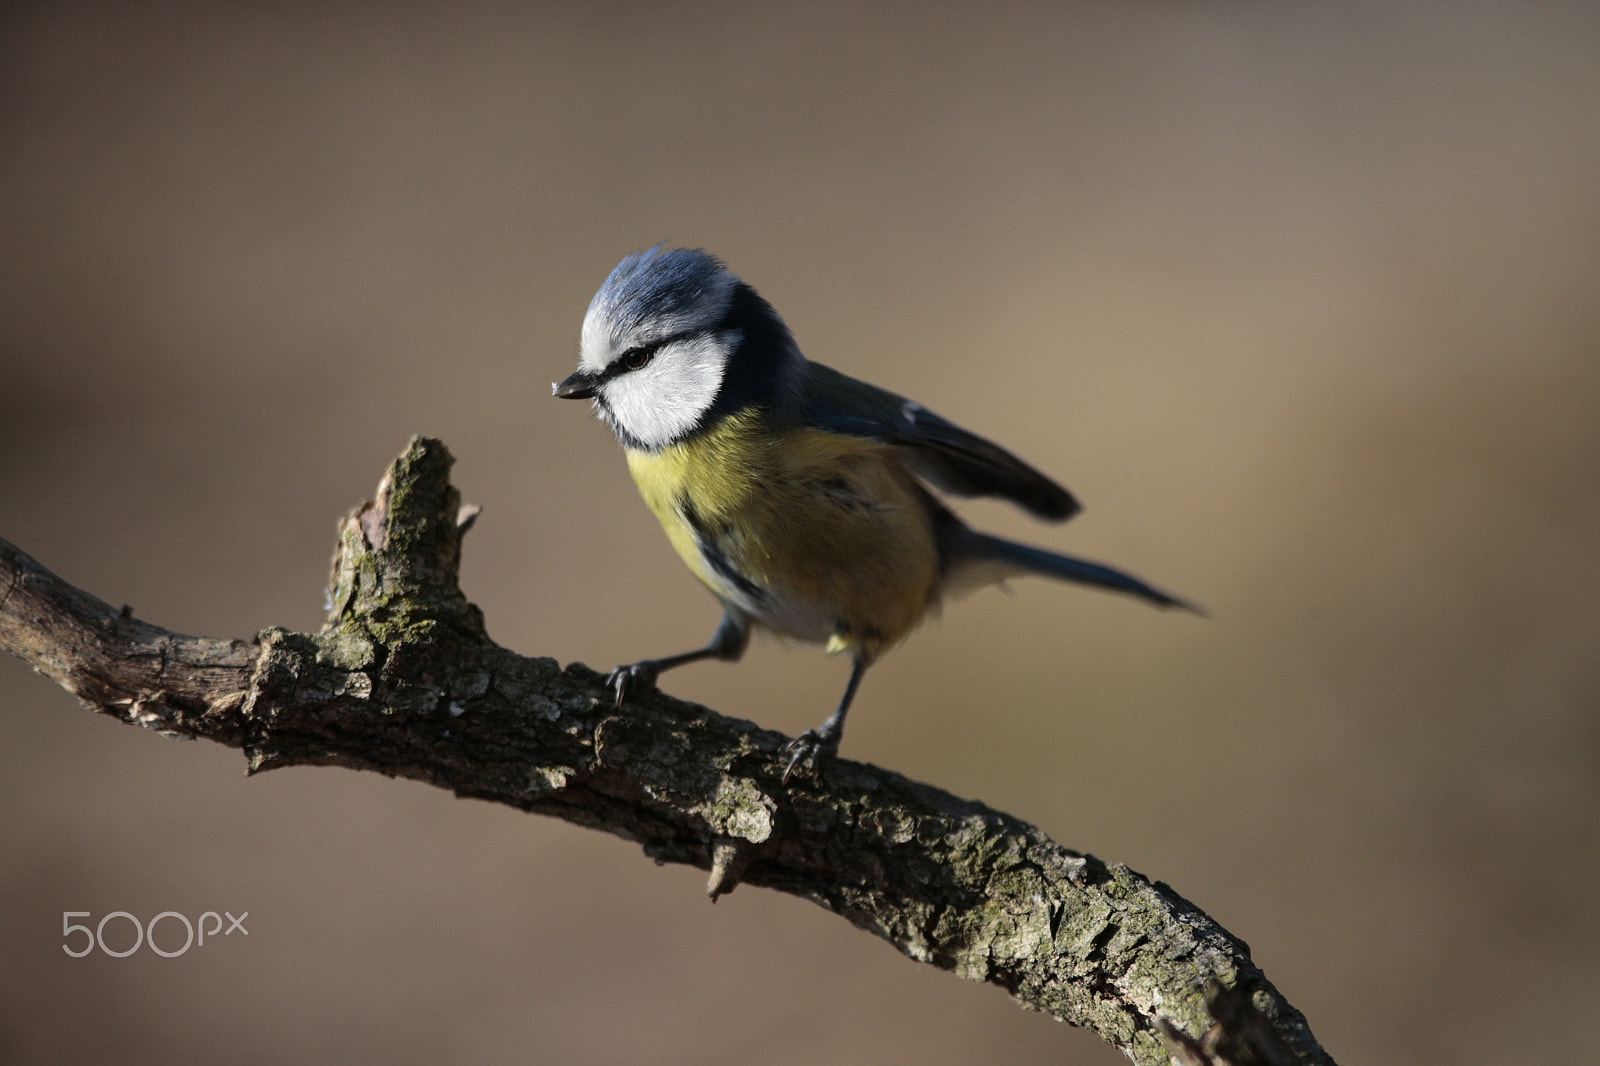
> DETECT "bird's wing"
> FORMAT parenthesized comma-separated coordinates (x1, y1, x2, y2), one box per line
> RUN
(802, 361, 1080, 521)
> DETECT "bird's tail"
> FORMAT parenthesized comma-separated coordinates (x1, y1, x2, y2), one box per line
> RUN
(954, 532, 1203, 613)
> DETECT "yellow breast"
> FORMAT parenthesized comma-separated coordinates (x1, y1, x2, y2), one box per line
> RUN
(625, 410, 941, 660)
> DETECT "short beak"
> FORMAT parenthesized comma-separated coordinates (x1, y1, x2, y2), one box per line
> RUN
(552, 369, 598, 400)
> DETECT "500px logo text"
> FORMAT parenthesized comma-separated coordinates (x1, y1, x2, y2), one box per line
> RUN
(62, 910, 249, 957)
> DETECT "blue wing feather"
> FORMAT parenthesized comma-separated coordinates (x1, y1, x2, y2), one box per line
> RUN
(802, 362, 1080, 521)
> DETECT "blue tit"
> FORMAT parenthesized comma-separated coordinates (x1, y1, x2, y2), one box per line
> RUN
(555, 246, 1198, 780)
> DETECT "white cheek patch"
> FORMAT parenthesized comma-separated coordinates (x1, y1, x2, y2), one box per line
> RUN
(601, 334, 731, 449)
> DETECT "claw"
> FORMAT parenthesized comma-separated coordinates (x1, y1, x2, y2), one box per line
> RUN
(781, 729, 837, 783)
(606, 661, 661, 706)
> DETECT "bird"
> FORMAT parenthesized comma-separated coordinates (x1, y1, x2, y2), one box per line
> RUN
(554, 246, 1198, 781)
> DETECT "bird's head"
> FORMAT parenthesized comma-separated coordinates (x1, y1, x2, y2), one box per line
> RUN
(555, 246, 804, 450)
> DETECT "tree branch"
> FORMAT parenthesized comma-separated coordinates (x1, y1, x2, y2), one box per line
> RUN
(1, 436, 1334, 1066)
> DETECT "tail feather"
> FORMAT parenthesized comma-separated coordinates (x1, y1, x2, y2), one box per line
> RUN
(961, 533, 1203, 614)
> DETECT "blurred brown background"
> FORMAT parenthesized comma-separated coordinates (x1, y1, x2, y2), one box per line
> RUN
(2, 2, 1597, 1063)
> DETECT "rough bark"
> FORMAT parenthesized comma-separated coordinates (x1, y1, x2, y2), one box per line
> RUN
(0, 435, 1334, 1066)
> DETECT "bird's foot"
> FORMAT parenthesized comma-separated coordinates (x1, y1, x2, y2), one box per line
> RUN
(605, 661, 661, 707)
(782, 728, 839, 783)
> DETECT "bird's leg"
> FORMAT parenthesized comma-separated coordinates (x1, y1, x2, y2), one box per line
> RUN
(783, 655, 869, 782)
(606, 610, 749, 706)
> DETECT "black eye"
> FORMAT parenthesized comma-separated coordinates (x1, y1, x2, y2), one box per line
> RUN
(621, 347, 653, 371)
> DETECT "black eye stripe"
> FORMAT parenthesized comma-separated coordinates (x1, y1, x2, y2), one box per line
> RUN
(607, 329, 710, 378)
